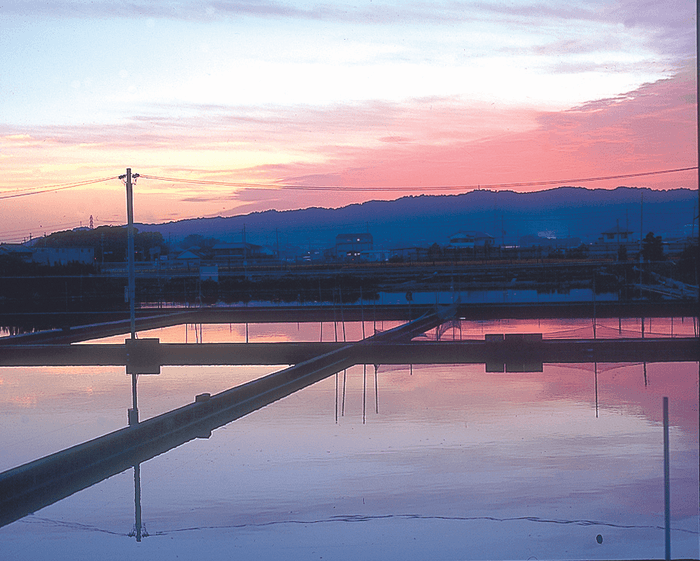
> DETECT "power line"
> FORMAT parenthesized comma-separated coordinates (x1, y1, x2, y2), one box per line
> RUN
(140, 166, 698, 192)
(0, 176, 120, 201)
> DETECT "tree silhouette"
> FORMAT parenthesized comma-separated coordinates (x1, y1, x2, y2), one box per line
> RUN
(642, 232, 665, 262)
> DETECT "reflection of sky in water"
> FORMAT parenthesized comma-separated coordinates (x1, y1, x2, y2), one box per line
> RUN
(82, 316, 698, 345)
(0, 322, 697, 560)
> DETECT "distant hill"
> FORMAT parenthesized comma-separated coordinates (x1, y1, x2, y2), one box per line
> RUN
(137, 186, 698, 251)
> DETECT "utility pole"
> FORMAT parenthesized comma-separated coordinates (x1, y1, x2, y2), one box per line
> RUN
(124, 168, 138, 340)
(119, 167, 140, 426)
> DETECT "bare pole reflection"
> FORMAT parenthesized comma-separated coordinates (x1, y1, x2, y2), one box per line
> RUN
(128, 463, 148, 542)
(594, 362, 599, 418)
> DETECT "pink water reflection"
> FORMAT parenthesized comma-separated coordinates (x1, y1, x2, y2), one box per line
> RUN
(84, 316, 698, 345)
(0, 319, 697, 560)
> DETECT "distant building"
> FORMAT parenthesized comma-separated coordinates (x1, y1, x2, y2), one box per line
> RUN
(149, 246, 161, 261)
(389, 246, 428, 262)
(199, 265, 219, 282)
(175, 249, 201, 263)
(212, 242, 274, 261)
(0, 243, 33, 262)
(600, 222, 633, 244)
(360, 250, 389, 263)
(519, 235, 581, 249)
(447, 231, 494, 249)
(336, 233, 373, 260)
(32, 247, 94, 266)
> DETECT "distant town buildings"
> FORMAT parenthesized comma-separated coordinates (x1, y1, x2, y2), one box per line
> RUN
(32, 247, 94, 266)
(0, 244, 94, 266)
(335, 233, 373, 261)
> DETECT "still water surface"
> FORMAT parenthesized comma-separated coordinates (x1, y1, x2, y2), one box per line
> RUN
(0, 319, 698, 560)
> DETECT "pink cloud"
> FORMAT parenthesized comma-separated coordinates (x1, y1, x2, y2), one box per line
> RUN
(240, 65, 697, 211)
(0, 66, 696, 233)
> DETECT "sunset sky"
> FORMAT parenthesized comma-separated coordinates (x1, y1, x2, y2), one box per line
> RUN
(0, 0, 697, 242)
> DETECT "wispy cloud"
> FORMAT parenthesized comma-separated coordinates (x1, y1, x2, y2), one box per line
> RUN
(3, 0, 488, 23)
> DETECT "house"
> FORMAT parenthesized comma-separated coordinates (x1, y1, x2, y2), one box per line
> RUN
(336, 233, 373, 260)
(175, 249, 201, 264)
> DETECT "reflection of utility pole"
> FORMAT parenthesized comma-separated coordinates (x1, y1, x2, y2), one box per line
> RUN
(128, 463, 148, 542)
(663, 396, 671, 561)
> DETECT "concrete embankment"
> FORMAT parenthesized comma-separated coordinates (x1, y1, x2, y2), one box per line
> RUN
(0, 338, 697, 367)
(0, 307, 453, 528)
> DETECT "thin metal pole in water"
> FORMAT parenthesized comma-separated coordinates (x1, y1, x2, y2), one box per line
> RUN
(361, 286, 365, 339)
(333, 288, 338, 342)
(373, 296, 376, 335)
(339, 286, 346, 342)
(362, 364, 367, 424)
(341, 369, 347, 416)
(592, 274, 596, 339)
(663, 396, 671, 560)
(335, 372, 338, 424)
(374, 364, 379, 414)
